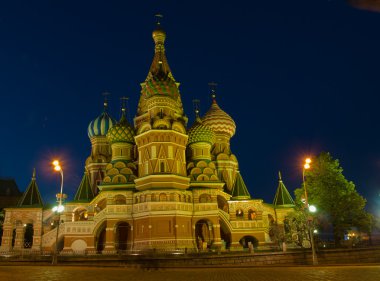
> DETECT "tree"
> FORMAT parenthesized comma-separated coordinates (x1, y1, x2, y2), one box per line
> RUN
(283, 210, 311, 248)
(294, 152, 372, 246)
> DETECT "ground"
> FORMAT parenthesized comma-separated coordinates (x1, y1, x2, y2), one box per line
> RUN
(0, 265, 379, 281)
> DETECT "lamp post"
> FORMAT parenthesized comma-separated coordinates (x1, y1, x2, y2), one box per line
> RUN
(302, 158, 318, 265)
(52, 160, 65, 265)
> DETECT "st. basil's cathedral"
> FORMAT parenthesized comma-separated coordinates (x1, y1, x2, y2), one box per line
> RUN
(0, 21, 295, 254)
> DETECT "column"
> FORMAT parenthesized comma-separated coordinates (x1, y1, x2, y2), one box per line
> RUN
(103, 220, 116, 254)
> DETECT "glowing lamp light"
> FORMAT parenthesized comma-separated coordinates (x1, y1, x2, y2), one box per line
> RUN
(52, 205, 64, 213)
(305, 158, 311, 164)
(309, 205, 317, 213)
(54, 165, 61, 171)
(304, 163, 310, 169)
(313, 229, 318, 234)
(52, 160, 59, 166)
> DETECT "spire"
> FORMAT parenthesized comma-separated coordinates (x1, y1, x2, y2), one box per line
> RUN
(119, 97, 129, 124)
(146, 14, 174, 82)
(192, 99, 201, 122)
(74, 171, 94, 202)
(208, 82, 218, 104)
(231, 172, 251, 200)
(273, 171, 295, 208)
(102, 91, 110, 112)
(18, 169, 44, 207)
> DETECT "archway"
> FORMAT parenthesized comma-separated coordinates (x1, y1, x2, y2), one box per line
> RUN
(96, 223, 106, 253)
(239, 235, 259, 249)
(115, 222, 130, 252)
(199, 194, 211, 203)
(195, 219, 213, 250)
(73, 207, 88, 221)
(219, 219, 231, 250)
(23, 223, 34, 248)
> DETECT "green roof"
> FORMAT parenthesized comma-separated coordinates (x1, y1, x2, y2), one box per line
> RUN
(73, 172, 94, 202)
(18, 169, 44, 207)
(231, 172, 251, 200)
(273, 172, 295, 208)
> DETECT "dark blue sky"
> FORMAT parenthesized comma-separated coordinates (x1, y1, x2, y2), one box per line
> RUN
(0, 1, 379, 214)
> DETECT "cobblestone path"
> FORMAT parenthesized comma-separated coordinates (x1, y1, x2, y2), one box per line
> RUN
(0, 265, 379, 281)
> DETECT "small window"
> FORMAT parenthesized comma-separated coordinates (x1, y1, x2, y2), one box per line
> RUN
(236, 209, 244, 219)
(160, 161, 165, 172)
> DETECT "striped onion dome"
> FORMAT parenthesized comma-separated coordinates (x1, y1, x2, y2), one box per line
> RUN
(188, 117, 215, 146)
(106, 111, 135, 144)
(202, 99, 236, 138)
(88, 103, 116, 139)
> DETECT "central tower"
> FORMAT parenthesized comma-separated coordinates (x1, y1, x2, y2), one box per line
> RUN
(134, 20, 189, 191)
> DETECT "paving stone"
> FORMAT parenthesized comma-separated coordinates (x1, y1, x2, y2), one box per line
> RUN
(0, 265, 379, 281)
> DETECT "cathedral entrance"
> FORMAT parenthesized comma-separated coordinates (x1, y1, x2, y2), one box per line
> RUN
(23, 223, 34, 248)
(239, 235, 259, 249)
(195, 220, 213, 250)
(219, 220, 231, 250)
(96, 224, 106, 253)
(115, 222, 130, 252)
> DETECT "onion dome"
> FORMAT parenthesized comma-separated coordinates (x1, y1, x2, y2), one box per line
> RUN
(202, 96, 236, 138)
(106, 105, 135, 144)
(88, 99, 116, 138)
(152, 22, 166, 45)
(188, 115, 215, 146)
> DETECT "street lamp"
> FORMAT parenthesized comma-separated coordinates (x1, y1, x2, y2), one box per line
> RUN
(52, 160, 65, 265)
(302, 158, 318, 265)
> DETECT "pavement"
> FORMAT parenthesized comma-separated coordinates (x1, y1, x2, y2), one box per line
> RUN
(0, 265, 379, 281)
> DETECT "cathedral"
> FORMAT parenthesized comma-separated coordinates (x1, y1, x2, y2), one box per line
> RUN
(0, 21, 295, 254)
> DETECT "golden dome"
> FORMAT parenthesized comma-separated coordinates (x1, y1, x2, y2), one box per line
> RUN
(152, 25, 166, 45)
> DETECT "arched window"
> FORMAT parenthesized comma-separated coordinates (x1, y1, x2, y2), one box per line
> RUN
(248, 209, 256, 220)
(114, 195, 126, 205)
(236, 209, 244, 219)
(159, 193, 167, 201)
(199, 194, 211, 203)
(160, 161, 165, 172)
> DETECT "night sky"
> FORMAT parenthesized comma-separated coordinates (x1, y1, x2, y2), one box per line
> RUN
(0, 1, 379, 214)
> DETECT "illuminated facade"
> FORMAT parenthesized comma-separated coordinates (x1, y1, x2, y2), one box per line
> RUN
(0, 22, 295, 254)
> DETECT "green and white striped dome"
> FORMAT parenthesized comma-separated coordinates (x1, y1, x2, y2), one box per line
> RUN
(88, 111, 116, 139)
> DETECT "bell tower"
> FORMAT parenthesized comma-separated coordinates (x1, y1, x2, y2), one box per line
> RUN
(134, 16, 189, 191)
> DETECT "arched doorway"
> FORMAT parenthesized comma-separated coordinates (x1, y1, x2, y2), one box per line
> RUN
(115, 222, 130, 252)
(219, 220, 231, 250)
(96, 223, 106, 253)
(195, 220, 213, 250)
(239, 235, 259, 249)
(24, 223, 34, 248)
